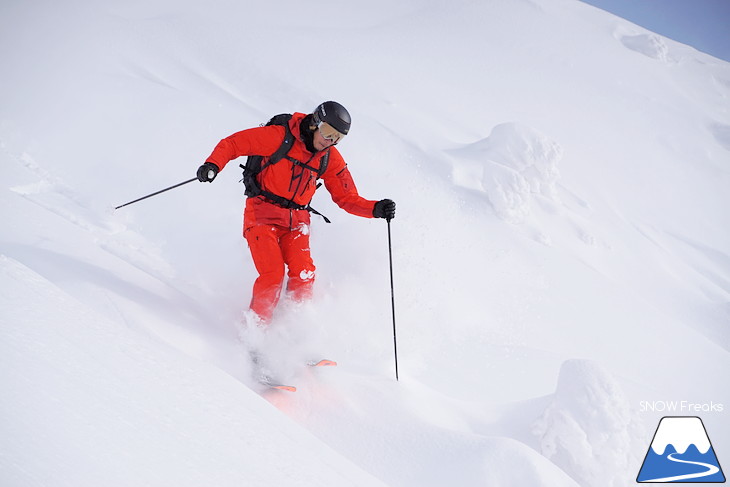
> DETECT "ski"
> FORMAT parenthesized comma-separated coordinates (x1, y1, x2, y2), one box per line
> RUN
(258, 377, 297, 392)
(308, 359, 337, 367)
(249, 351, 296, 392)
(253, 359, 336, 392)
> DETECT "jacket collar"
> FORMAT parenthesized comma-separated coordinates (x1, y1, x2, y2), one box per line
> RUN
(290, 112, 317, 154)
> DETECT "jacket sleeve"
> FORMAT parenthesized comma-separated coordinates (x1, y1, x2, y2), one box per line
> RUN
(205, 126, 285, 171)
(322, 148, 377, 218)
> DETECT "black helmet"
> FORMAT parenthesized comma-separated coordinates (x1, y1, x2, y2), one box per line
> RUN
(312, 101, 351, 135)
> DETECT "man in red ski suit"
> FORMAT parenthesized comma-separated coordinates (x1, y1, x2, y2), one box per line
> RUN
(197, 101, 396, 323)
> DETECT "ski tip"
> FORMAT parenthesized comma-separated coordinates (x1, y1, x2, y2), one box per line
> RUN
(257, 376, 297, 392)
(309, 359, 337, 367)
(269, 384, 297, 392)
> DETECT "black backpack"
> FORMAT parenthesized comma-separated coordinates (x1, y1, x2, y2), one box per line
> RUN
(240, 114, 330, 222)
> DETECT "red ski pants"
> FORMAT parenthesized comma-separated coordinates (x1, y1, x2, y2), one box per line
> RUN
(244, 224, 315, 323)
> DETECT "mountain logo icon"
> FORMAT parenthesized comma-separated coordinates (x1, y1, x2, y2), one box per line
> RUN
(637, 416, 726, 483)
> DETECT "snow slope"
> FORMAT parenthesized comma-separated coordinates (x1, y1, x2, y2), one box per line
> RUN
(1, 0, 728, 485)
(0, 256, 385, 487)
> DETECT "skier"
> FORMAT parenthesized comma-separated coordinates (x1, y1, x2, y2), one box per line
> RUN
(197, 101, 396, 325)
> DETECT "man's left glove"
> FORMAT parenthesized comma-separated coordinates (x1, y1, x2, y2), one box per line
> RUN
(197, 162, 219, 182)
(373, 199, 396, 220)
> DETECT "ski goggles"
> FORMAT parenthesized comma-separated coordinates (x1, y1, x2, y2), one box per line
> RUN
(317, 121, 346, 144)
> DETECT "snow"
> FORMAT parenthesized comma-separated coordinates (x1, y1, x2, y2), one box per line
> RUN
(449, 122, 563, 224)
(0, 256, 384, 487)
(1, 0, 729, 485)
(533, 359, 646, 487)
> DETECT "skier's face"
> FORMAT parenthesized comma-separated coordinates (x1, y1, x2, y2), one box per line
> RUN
(312, 120, 345, 151)
(313, 128, 337, 151)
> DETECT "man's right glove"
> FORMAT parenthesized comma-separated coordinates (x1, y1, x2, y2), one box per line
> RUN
(373, 199, 396, 220)
(197, 162, 219, 182)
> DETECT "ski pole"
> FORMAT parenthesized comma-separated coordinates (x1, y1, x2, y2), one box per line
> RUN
(114, 177, 198, 210)
(387, 217, 399, 381)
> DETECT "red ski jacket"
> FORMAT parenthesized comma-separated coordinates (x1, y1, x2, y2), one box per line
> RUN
(206, 112, 377, 231)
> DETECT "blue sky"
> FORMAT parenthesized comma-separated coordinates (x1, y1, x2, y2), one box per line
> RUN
(580, 0, 730, 62)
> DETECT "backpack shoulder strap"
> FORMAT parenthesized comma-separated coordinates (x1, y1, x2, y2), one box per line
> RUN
(318, 149, 330, 178)
(262, 114, 295, 169)
(240, 114, 294, 197)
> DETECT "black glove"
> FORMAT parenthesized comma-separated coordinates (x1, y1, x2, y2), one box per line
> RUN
(373, 199, 396, 220)
(197, 162, 219, 182)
